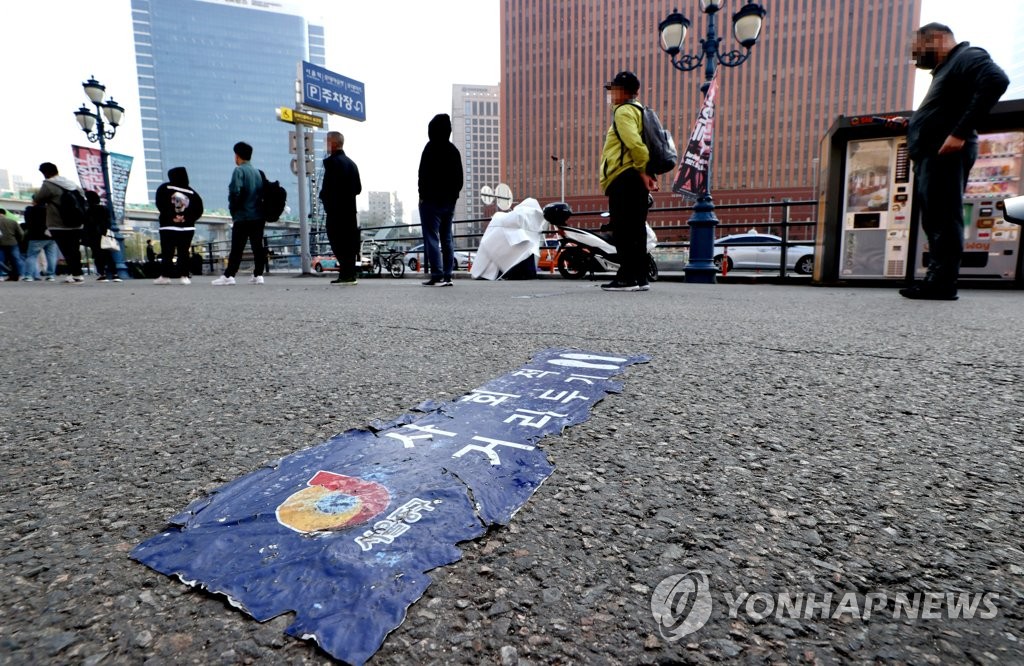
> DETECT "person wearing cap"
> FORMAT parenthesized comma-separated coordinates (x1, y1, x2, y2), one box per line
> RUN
(599, 71, 658, 292)
(213, 141, 265, 286)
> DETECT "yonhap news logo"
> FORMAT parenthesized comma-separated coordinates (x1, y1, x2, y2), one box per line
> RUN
(651, 571, 999, 642)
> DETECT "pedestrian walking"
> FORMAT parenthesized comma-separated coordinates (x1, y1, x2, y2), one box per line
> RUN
(0, 208, 25, 281)
(154, 167, 204, 285)
(21, 204, 57, 281)
(83, 191, 118, 282)
(598, 71, 658, 292)
(32, 162, 85, 284)
(318, 131, 362, 286)
(417, 114, 463, 287)
(213, 142, 265, 286)
(899, 23, 1008, 301)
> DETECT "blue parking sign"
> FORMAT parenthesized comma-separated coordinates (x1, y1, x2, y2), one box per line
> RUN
(301, 61, 365, 122)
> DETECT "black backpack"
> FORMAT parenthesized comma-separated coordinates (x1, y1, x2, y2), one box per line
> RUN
(58, 187, 89, 227)
(258, 171, 287, 222)
(614, 102, 679, 176)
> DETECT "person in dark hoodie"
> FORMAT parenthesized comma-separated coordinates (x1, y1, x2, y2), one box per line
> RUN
(83, 190, 119, 282)
(319, 131, 362, 285)
(154, 167, 204, 285)
(898, 23, 1008, 301)
(417, 114, 463, 287)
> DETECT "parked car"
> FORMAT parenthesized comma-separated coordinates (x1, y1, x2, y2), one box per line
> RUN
(405, 244, 473, 272)
(311, 255, 339, 272)
(713, 232, 815, 274)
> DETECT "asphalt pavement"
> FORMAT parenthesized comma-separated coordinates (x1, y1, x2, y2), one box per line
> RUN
(1, 274, 1022, 665)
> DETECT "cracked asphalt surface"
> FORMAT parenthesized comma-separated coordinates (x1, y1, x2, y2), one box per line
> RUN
(1, 275, 1021, 665)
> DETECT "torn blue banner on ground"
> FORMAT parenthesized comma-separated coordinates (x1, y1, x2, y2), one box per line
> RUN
(131, 348, 650, 665)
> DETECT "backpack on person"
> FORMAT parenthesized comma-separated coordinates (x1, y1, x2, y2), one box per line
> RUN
(58, 187, 89, 228)
(614, 102, 679, 176)
(258, 171, 287, 222)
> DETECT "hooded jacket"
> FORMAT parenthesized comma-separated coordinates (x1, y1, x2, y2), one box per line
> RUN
(908, 42, 1009, 160)
(32, 175, 85, 230)
(600, 102, 649, 194)
(417, 114, 464, 207)
(156, 167, 204, 230)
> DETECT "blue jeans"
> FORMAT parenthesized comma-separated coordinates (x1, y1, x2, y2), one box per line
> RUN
(419, 201, 456, 280)
(24, 239, 58, 279)
(0, 246, 23, 279)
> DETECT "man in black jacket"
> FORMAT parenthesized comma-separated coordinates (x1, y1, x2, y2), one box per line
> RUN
(900, 23, 1008, 301)
(319, 131, 362, 285)
(417, 114, 463, 287)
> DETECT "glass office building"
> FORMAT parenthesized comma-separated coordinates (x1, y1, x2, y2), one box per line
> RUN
(131, 0, 325, 213)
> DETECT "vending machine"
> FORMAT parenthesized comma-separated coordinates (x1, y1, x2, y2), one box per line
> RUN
(913, 131, 1023, 281)
(815, 99, 1024, 287)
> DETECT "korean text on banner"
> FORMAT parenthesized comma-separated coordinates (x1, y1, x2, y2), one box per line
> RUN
(673, 76, 719, 200)
(71, 145, 105, 200)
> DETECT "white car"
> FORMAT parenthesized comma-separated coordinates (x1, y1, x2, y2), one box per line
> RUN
(713, 232, 815, 275)
(405, 244, 473, 272)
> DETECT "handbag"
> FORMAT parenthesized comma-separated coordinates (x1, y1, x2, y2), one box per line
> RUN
(99, 231, 119, 251)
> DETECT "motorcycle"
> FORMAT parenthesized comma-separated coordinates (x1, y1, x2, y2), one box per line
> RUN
(542, 202, 659, 281)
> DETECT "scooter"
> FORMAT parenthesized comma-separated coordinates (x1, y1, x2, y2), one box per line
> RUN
(542, 202, 659, 281)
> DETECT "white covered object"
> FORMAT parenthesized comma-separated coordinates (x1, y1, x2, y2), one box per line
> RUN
(470, 198, 551, 280)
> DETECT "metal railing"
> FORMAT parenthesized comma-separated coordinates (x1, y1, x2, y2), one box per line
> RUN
(194, 198, 817, 279)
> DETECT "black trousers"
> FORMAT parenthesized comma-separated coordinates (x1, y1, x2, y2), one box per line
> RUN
(913, 144, 978, 289)
(159, 229, 196, 278)
(51, 229, 83, 276)
(326, 217, 360, 281)
(88, 239, 115, 279)
(224, 220, 266, 278)
(606, 169, 650, 285)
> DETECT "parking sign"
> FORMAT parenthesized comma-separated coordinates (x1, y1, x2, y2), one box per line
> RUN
(301, 61, 365, 122)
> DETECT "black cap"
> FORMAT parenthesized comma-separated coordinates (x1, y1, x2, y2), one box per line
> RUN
(604, 71, 640, 94)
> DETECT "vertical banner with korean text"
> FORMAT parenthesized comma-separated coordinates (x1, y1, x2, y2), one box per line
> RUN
(71, 145, 105, 199)
(672, 75, 719, 199)
(109, 152, 133, 226)
(132, 348, 650, 665)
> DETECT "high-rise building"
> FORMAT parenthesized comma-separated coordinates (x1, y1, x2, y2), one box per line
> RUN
(501, 1, 923, 234)
(1005, 5, 1024, 101)
(451, 84, 501, 227)
(130, 0, 325, 212)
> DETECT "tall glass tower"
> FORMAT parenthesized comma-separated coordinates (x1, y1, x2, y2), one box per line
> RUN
(131, 0, 325, 213)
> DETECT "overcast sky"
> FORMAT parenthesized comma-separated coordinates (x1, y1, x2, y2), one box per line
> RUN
(1, 0, 1019, 220)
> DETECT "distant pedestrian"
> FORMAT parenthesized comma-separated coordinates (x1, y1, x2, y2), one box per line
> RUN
(32, 162, 85, 284)
(83, 191, 118, 282)
(146, 239, 157, 264)
(190, 247, 204, 276)
(0, 208, 25, 281)
(154, 167, 204, 285)
(598, 71, 657, 292)
(21, 204, 57, 281)
(417, 113, 463, 287)
(899, 23, 1008, 301)
(318, 131, 362, 285)
(213, 141, 265, 286)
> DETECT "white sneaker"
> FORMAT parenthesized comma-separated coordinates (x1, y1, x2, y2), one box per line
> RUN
(63, 276, 78, 284)
(153, 276, 172, 285)
(249, 275, 264, 285)
(211, 276, 236, 286)
(179, 277, 192, 285)
(72, 275, 85, 283)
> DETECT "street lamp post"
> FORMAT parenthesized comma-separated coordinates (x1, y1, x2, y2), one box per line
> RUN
(550, 155, 566, 202)
(658, 1, 766, 283)
(74, 76, 127, 278)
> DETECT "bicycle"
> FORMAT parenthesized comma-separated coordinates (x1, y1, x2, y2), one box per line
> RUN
(368, 241, 406, 278)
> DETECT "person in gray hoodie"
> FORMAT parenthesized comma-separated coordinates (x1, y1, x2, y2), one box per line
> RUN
(32, 162, 85, 283)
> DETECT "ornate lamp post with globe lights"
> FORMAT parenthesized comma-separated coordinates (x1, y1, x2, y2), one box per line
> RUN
(658, 1, 766, 283)
(74, 76, 128, 277)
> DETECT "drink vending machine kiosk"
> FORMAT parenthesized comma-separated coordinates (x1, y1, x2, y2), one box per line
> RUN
(814, 99, 1024, 286)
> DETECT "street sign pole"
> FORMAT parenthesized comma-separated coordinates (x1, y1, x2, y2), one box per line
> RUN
(295, 63, 312, 275)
